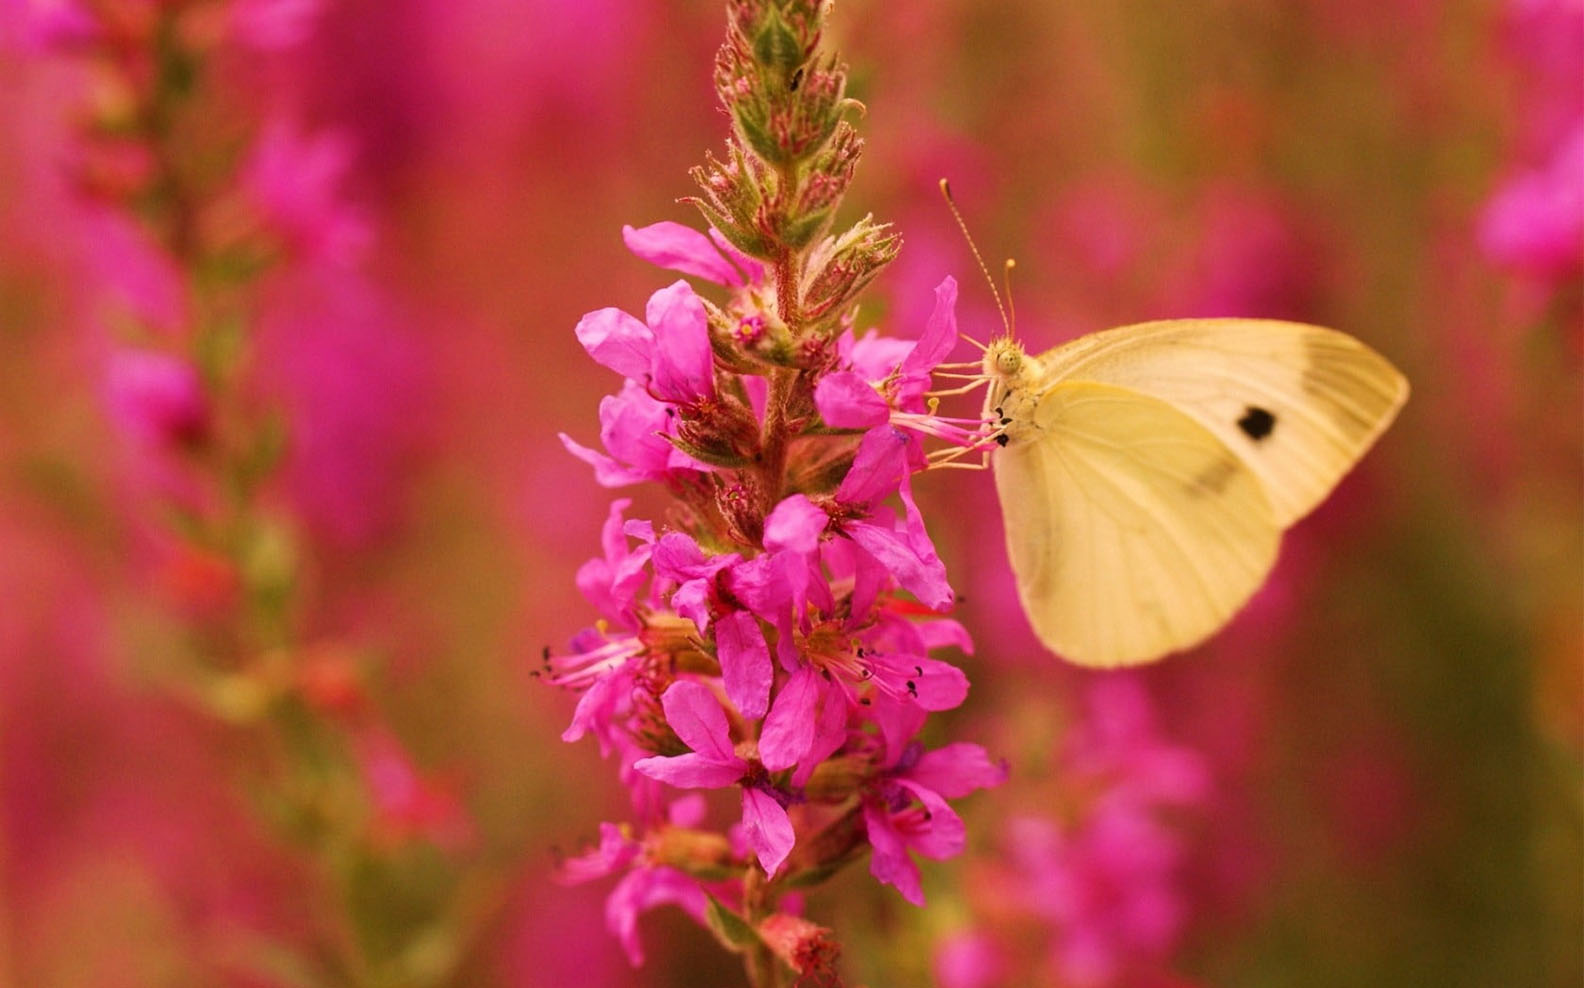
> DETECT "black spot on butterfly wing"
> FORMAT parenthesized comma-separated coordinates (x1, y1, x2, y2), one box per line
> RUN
(1237, 405, 1277, 442)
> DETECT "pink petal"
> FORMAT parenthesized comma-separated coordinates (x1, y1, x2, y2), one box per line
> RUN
(763, 494, 828, 555)
(846, 521, 953, 612)
(864, 802, 924, 906)
(645, 280, 715, 402)
(741, 788, 795, 877)
(606, 865, 708, 967)
(895, 780, 966, 860)
(814, 371, 889, 428)
(633, 752, 744, 789)
(759, 666, 820, 771)
(916, 618, 974, 655)
(559, 433, 649, 488)
(835, 427, 909, 505)
(716, 611, 773, 720)
(899, 276, 959, 381)
(624, 221, 744, 286)
(909, 743, 1008, 799)
(656, 680, 739, 765)
(575, 306, 653, 380)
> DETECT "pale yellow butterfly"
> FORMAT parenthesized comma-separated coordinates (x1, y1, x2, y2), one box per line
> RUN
(934, 180, 1408, 667)
(979, 319, 1408, 668)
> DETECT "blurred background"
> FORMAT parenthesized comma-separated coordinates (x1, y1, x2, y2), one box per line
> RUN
(0, 0, 1578, 985)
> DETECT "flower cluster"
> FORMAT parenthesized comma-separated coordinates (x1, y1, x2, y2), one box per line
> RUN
(31, 1, 471, 980)
(552, 220, 1004, 974)
(549, 1, 1003, 979)
(1477, 0, 1583, 290)
(935, 677, 1210, 988)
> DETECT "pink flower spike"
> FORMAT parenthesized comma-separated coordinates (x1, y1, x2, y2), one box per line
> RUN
(624, 222, 761, 287)
(815, 371, 890, 428)
(645, 280, 716, 403)
(575, 307, 654, 381)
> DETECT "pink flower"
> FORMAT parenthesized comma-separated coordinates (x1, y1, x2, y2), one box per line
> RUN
(355, 730, 471, 849)
(633, 680, 796, 876)
(574, 279, 716, 404)
(230, 0, 322, 50)
(104, 349, 207, 447)
(560, 379, 699, 487)
(1479, 121, 1584, 281)
(832, 427, 954, 612)
(863, 741, 1007, 905)
(244, 121, 371, 268)
(935, 930, 1007, 988)
(556, 812, 712, 967)
(816, 277, 983, 446)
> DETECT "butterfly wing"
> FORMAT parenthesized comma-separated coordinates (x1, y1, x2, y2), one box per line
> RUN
(1038, 319, 1408, 526)
(995, 380, 1282, 668)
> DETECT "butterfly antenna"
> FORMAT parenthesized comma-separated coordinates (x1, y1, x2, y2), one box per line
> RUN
(1003, 258, 1017, 337)
(940, 179, 1011, 340)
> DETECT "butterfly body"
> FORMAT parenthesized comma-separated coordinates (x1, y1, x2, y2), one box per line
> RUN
(979, 319, 1408, 669)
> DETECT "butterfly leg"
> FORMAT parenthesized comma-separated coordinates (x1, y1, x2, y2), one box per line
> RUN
(925, 379, 992, 396)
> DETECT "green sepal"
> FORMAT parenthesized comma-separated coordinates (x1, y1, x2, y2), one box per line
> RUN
(751, 6, 804, 77)
(735, 106, 790, 167)
(778, 208, 831, 250)
(704, 894, 766, 955)
(684, 196, 775, 261)
(661, 432, 756, 469)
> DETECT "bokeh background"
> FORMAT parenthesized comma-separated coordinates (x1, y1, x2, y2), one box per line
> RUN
(0, 0, 1579, 985)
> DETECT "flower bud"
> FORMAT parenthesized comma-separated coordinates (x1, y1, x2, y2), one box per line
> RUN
(650, 826, 737, 879)
(757, 913, 842, 984)
(801, 216, 901, 321)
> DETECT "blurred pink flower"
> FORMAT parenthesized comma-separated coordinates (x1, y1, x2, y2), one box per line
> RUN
(82, 213, 188, 334)
(258, 270, 430, 548)
(231, 0, 322, 50)
(556, 804, 713, 968)
(356, 730, 472, 849)
(865, 741, 1007, 906)
(104, 348, 208, 448)
(244, 120, 372, 268)
(1159, 187, 1320, 320)
(1479, 121, 1584, 282)
(934, 930, 1006, 988)
(947, 676, 1209, 987)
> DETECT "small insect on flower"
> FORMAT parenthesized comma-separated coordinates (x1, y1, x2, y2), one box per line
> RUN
(940, 181, 1410, 669)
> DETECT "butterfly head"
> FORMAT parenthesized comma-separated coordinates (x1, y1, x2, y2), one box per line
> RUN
(980, 337, 1042, 436)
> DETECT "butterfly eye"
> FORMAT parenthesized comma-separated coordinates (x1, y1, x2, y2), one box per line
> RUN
(996, 348, 1021, 376)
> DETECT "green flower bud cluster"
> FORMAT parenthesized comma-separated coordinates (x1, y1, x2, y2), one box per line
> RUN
(688, 0, 900, 333)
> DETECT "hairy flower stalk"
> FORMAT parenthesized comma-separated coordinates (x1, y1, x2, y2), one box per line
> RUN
(552, 2, 1005, 982)
(34, 4, 470, 984)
